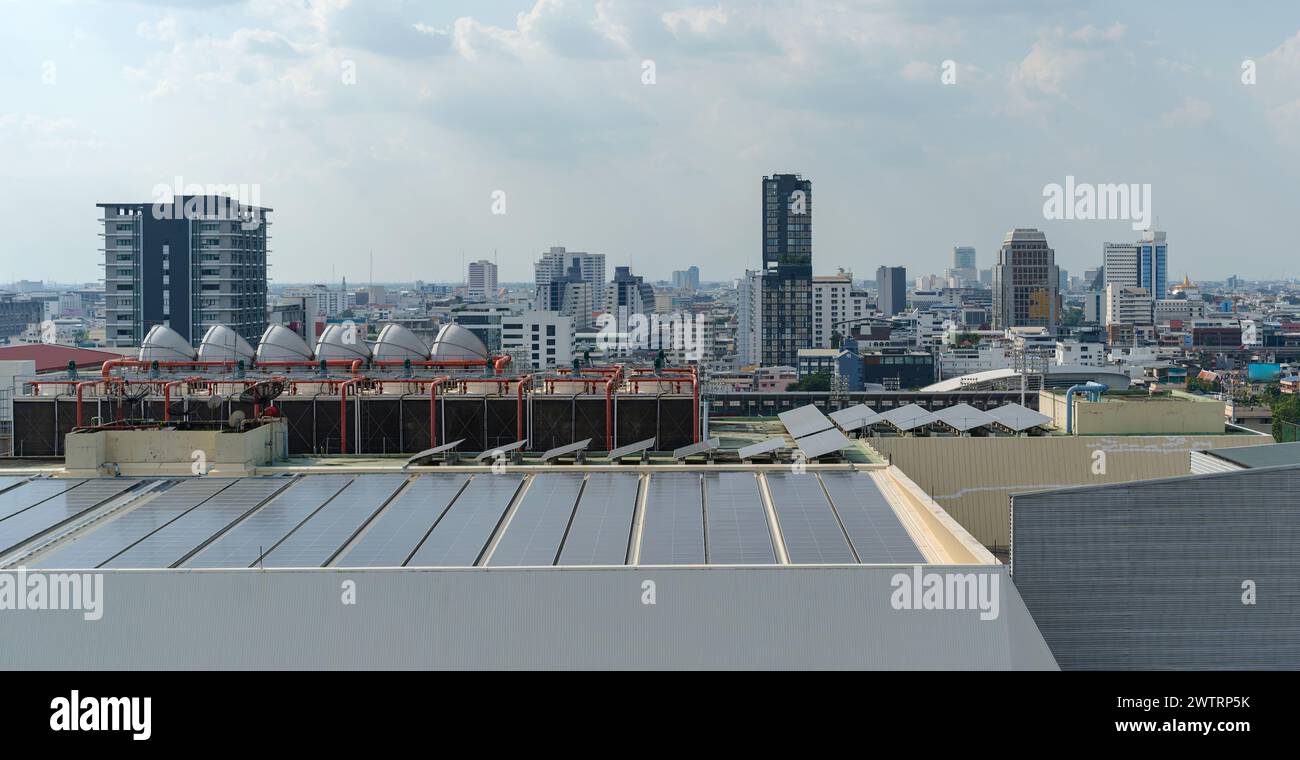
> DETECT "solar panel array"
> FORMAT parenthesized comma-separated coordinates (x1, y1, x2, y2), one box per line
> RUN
(779, 405, 834, 438)
(6, 468, 929, 570)
(406, 474, 523, 566)
(703, 472, 775, 564)
(32, 479, 235, 569)
(334, 474, 468, 567)
(487, 473, 584, 566)
(259, 474, 408, 568)
(557, 473, 639, 565)
(103, 478, 292, 569)
(763, 472, 856, 564)
(0, 479, 85, 522)
(0, 476, 32, 496)
(819, 472, 925, 563)
(639, 472, 705, 564)
(795, 428, 854, 460)
(0, 479, 139, 558)
(185, 474, 354, 568)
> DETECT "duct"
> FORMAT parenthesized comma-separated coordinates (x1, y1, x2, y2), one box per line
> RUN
(1064, 382, 1109, 435)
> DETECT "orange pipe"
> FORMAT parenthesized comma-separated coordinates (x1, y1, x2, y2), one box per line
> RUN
(517, 375, 531, 442)
(429, 376, 452, 448)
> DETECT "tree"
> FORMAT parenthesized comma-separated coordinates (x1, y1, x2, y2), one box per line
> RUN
(1272, 395, 1300, 442)
(788, 372, 831, 392)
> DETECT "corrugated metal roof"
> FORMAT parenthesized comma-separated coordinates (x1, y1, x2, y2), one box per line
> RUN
(0, 344, 123, 373)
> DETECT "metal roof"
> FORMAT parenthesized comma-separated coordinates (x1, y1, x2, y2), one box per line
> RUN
(1200, 441, 1300, 469)
(0, 469, 964, 570)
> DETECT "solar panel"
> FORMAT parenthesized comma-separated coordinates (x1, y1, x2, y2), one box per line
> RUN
(764, 471, 855, 564)
(986, 403, 1053, 431)
(795, 428, 854, 459)
(406, 473, 524, 566)
(537, 438, 591, 464)
(878, 404, 933, 431)
(403, 439, 466, 468)
(487, 473, 584, 566)
(184, 475, 355, 568)
(819, 472, 925, 563)
(930, 403, 996, 432)
(31, 479, 237, 569)
(703, 472, 775, 564)
(638, 472, 705, 565)
(672, 437, 720, 461)
(737, 437, 785, 460)
(103, 478, 293, 569)
(779, 404, 834, 439)
(258, 474, 408, 568)
(607, 437, 655, 462)
(557, 472, 639, 565)
(474, 439, 527, 463)
(0, 479, 140, 558)
(0, 476, 32, 496)
(829, 404, 881, 431)
(0, 479, 85, 522)
(333, 474, 469, 567)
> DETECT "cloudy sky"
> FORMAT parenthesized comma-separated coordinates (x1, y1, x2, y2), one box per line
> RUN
(3, 0, 1300, 286)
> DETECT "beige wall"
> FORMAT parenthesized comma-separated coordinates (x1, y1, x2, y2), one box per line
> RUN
(65, 420, 287, 477)
(1040, 390, 1225, 435)
(867, 434, 1266, 549)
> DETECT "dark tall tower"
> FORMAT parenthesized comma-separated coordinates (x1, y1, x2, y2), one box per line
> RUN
(760, 173, 812, 367)
(100, 196, 271, 347)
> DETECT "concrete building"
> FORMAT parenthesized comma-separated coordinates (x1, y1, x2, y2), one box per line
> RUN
(876, 266, 907, 317)
(736, 270, 763, 368)
(760, 173, 813, 367)
(992, 228, 1059, 334)
(467, 260, 498, 301)
(1105, 284, 1153, 327)
(534, 247, 605, 294)
(0, 295, 42, 343)
(812, 272, 853, 348)
(671, 266, 700, 291)
(501, 310, 575, 370)
(1103, 229, 1168, 300)
(535, 260, 596, 331)
(604, 266, 656, 337)
(100, 196, 271, 348)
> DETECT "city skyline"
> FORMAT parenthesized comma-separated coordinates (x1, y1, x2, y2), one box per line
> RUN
(5, 2, 1300, 284)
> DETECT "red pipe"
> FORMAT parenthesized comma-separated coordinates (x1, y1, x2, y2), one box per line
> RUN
(75, 381, 97, 427)
(516, 375, 531, 442)
(429, 376, 452, 449)
(605, 375, 616, 450)
(340, 378, 362, 454)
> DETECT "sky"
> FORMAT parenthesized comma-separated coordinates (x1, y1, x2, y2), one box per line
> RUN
(2, 0, 1300, 286)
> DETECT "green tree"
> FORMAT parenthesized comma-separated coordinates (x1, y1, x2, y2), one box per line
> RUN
(789, 372, 831, 392)
(1272, 395, 1300, 442)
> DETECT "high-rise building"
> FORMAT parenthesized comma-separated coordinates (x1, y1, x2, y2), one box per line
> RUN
(992, 228, 1060, 333)
(501, 311, 575, 370)
(1105, 284, 1154, 327)
(736, 270, 763, 368)
(100, 196, 270, 348)
(813, 272, 853, 348)
(760, 173, 813, 367)
(671, 266, 700, 291)
(535, 259, 596, 330)
(1103, 230, 1168, 299)
(876, 266, 907, 316)
(605, 266, 656, 337)
(953, 246, 976, 271)
(535, 247, 605, 294)
(467, 259, 498, 301)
